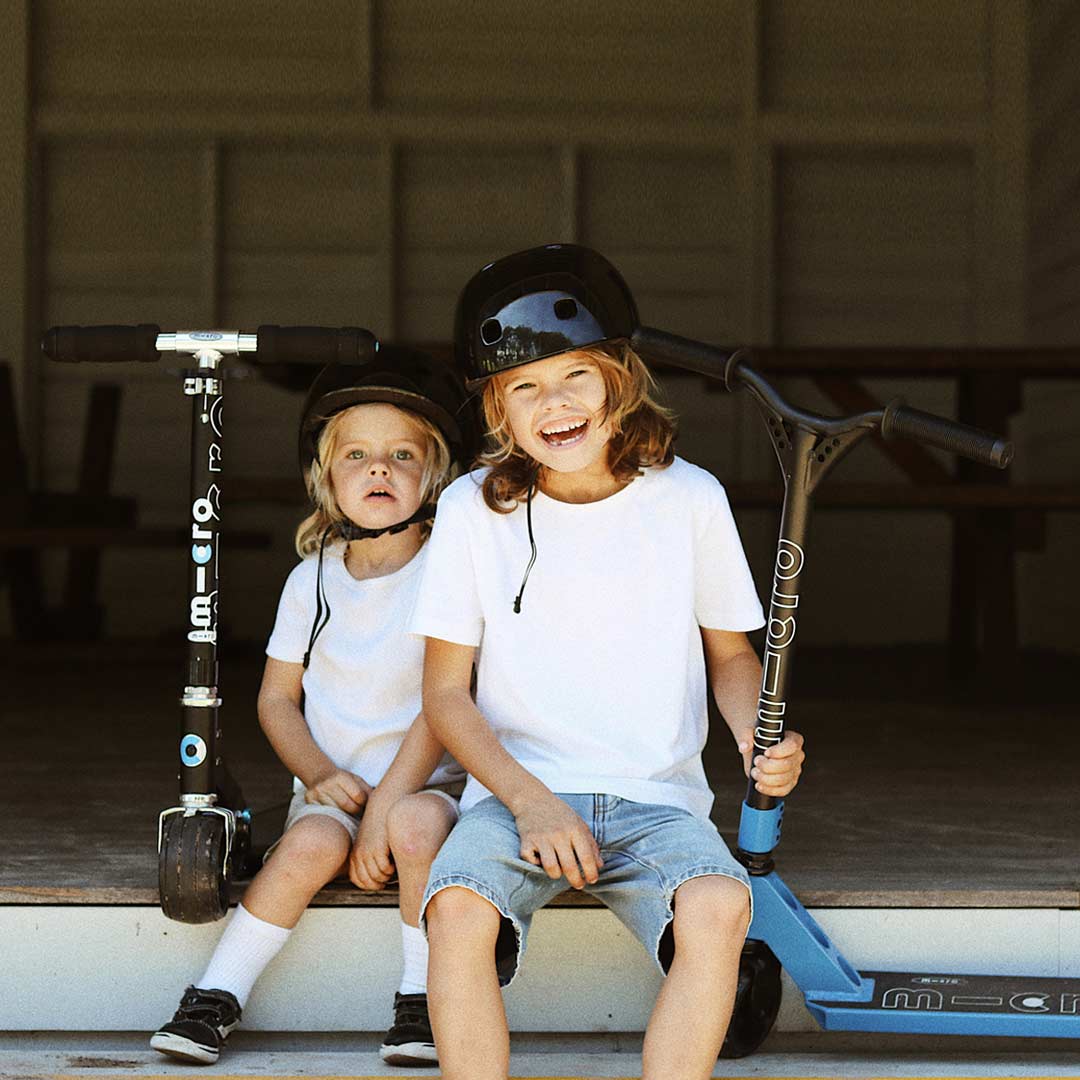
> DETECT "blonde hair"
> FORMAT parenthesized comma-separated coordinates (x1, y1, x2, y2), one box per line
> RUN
(295, 404, 454, 556)
(478, 342, 675, 512)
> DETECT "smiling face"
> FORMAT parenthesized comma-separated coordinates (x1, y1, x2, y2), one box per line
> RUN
(326, 403, 429, 529)
(497, 351, 615, 480)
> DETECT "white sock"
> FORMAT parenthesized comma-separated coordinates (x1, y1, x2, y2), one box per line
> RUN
(398, 921, 429, 995)
(197, 904, 292, 1008)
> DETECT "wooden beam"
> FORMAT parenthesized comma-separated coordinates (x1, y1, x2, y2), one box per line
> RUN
(811, 374, 954, 484)
(979, 2, 1029, 344)
(559, 143, 579, 243)
(376, 141, 398, 337)
(0, 2, 31, 470)
(199, 141, 221, 325)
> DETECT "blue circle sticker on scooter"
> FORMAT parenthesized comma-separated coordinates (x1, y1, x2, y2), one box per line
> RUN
(179, 734, 207, 767)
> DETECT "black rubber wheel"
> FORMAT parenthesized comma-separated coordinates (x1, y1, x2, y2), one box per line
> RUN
(719, 939, 782, 1059)
(158, 811, 230, 924)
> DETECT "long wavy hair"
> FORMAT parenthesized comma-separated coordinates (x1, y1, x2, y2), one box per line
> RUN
(478, 341, 676, 512)
(295, 404, 454, 556)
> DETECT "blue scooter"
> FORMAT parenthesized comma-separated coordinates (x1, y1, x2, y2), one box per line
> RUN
(630, 326, 1080, 1055)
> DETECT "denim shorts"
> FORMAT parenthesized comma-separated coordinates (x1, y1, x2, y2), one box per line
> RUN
(421, 793, 751, 986)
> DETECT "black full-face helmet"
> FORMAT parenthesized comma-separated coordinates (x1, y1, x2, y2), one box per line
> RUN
(454, 244, 639, 388)
(298, 345, 472, 475)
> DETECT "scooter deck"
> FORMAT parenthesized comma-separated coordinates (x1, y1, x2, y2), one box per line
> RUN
(806, 970, 1080, 1037)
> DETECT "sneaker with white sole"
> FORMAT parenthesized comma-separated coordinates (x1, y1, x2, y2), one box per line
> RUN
(379, 991, 438, 1066)
(150, 985, 242, 1065)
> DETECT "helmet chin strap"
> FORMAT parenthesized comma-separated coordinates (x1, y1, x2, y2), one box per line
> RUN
(334, 502, 436, 541)
(303, 502, 436, 669)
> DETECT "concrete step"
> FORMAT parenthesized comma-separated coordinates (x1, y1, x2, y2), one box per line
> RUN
(3, 1031, 1080, 1079)
(3, 904, 1079, 1033)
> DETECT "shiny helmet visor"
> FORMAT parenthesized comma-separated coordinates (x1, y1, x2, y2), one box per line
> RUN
(455, 244, 639, 387)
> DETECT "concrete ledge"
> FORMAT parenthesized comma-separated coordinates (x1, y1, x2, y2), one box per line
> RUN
(3, 906, 1079, 1033)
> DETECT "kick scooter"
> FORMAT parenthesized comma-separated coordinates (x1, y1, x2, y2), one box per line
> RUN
(630, 326, 1080, 1055)
(43, 323, 378, 923)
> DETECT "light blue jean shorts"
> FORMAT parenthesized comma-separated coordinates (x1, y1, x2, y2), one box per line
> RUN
(421, 793, 751, 986)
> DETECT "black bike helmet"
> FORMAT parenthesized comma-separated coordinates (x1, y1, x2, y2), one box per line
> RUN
(454, 243, 639, 388)
(298, 345, 471, 474)
(297, 345, 474, 668)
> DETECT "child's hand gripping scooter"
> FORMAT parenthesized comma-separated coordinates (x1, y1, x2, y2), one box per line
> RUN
(632, 328, 1080, 1056)
(42, 324, 378, 924)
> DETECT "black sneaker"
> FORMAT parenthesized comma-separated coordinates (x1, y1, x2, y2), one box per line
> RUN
(149, 985, 242, 1065)
(379, 991, 437, 1066)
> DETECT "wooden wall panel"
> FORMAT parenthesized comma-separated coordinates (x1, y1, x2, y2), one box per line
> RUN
(580, 150, 738, 341)
(1020, 0, 1080, 652)
(776, 150, 975, 345)
(761, 0, 987, 117)
(397, 146, 563, 341)
(1029, 1, 1080, 344)
(39, 142, 204, 500)
(221, 143, 384, 327)
(34, 1, 367, 108)
(375, 1, 740, 115)
(15, 1, 1074, 650)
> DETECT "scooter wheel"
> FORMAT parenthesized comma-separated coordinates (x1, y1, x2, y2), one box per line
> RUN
(158, 812, 230, 924)
(719, 939, 782, 1059)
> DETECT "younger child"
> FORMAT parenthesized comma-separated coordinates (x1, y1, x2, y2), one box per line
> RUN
(151, 347, 471, 1067)
(411, 245, 806, 1080)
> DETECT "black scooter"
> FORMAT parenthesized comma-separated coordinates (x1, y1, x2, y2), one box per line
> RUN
(43, 323, 377, 923)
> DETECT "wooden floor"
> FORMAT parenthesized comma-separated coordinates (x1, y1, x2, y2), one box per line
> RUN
(1, 641, 1077, 909)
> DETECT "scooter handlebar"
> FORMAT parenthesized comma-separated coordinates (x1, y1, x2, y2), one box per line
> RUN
(629, 326, 743, 386)
(882, 401, 1013, 469)
(254, 325, 377, 366)
(43, 324, 379, 367)
(632, 325, 1013, 469)
(42, 324, 162, 364)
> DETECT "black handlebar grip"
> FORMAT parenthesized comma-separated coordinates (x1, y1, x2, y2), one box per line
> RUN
(882, 402, 1013, 469)
(255, 325, 378, 366)
(42, 324, 162, 364)
(629, 326, 742, 387)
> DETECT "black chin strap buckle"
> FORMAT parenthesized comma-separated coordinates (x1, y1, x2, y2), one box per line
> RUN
(334, 503, 436, 542)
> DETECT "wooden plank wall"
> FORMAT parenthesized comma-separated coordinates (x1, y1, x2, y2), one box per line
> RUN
(4, 1, 1072, 651)
(1024, 0, 1080, 646)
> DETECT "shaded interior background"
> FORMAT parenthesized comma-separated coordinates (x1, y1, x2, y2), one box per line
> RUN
(1, 0, 1076, 661)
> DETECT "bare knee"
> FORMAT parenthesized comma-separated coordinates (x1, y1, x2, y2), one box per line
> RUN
(386, 794, 455, 863)
(271, 816, 350, 882)
(672, 875, 751, 949)
(426, 886, 501, 949)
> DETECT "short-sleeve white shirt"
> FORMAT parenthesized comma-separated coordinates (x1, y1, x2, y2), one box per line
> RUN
(409, 457, 764, 818)
(267, 544, 463, 793)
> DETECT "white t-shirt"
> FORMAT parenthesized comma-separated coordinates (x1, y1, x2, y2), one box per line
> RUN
(409, 457, 765, 818)
(266, 543, 463, 793)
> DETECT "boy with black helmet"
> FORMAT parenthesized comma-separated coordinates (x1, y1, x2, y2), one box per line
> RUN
(412, 245, 806, 1079)
(152, 347, 471, 1068)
